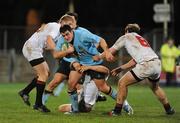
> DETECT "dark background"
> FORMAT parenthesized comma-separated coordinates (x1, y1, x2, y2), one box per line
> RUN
(0, 0, 179, 45)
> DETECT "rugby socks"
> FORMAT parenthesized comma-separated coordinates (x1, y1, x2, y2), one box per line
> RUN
(106, 86, 117, 100)
(163, 103, 172, 112)
(114, 103, 123, 114)
(68, 90, 79, 112)
(163, 103, 175, 114)
(42, 90, 52, 105)
(123, 100, 129, 106)
(22, 77, 37, 94)
(35, 80, 45, 106)
(44, 90, 53, 94)
(53, 82, 65, 96)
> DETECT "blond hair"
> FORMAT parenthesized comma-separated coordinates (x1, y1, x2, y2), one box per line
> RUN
(125, 23, 140, 33)
(59, 15, 74, 23)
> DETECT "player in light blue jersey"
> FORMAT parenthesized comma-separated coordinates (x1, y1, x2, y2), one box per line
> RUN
(42, 14, 106, 104)
(42, 14, 90, 102)
(60, 25, 133, 114)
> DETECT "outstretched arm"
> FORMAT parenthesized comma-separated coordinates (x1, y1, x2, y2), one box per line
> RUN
(93, 47, 117, 61)
(99, 38, 115, 61)
(93, 35, 126, 62)
(111, 59, 136, 76)
(79, 65, 109, 74)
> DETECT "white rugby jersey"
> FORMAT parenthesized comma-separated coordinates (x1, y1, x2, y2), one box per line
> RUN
(26, 22, 60, 52)
(112, 33, 158, 63)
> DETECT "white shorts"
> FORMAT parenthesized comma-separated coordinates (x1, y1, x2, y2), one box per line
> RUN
(83, 80, 98, 106)
(70, 77, 98, 112)
(132, 59, 161, 81)
(22, 41, 43, 61)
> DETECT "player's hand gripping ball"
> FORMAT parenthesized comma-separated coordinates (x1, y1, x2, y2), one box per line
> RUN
(61, 42, 69, 51)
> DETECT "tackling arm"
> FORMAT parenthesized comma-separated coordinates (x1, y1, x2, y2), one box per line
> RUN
(120, 59, 136, 70)
(111, 59, 136, 76)
(46, 36, 74, 59)
(99, 38, 114, 61)
(79, 65, 109, 74)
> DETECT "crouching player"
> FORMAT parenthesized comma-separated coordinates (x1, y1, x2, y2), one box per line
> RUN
(58, 75, 100, 113)
(58, 65, 132, 114)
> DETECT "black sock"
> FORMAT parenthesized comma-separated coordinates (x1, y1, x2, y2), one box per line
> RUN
(164, 103, 171, 112)
(35, 80, 45, 106)
(44, 90, 53, 94)
(114, 103, 123, 114)
(22, 77, 37, 94)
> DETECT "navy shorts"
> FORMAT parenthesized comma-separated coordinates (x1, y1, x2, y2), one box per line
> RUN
(56, 59, 71, 76)
(29, 57, 45, 67)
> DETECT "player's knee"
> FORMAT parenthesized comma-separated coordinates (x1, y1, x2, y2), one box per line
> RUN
(44, 71, 50, 78)
(37, 76, 47, 82)
(38, 71, 49, 81)
(96, 82, 108, 92)
(98, 86, 106, 93)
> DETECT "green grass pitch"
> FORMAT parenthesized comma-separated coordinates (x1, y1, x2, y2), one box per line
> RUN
(0, 83, 179, 123)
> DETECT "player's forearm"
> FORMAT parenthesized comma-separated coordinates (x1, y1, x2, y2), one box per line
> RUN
(99, 38, 109, 52)
(51, 50, 69, 59)
(96, 47, 116, 60)
(87, 65, 109, 74)
(120, 59, 136, 70)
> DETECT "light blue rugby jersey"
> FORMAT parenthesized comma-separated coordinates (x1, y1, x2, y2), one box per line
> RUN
(73, 28, 103, 65)
(55, 35, 77, 63)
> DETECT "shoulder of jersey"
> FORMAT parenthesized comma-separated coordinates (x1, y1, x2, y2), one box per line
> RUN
(77, 27, 91, 33)
(47, 22, 60, 27)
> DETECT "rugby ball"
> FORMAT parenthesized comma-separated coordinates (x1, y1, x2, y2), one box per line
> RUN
(61, 42, 69, 51)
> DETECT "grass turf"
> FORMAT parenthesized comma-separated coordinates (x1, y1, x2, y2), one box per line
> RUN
(0, 83, 179, 123)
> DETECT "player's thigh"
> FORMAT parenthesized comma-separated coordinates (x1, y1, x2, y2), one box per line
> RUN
(93, 79, 106, 88)
(146, 80, 159, 90)
(118, 71, 138, 86)
(33, 61, 49, 78)
(68, 71, 82, 90)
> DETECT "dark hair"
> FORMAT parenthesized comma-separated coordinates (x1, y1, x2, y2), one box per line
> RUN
(60, 25, 73, 33)
(125, 23, 140, 34)
(66, 12, 78, 22)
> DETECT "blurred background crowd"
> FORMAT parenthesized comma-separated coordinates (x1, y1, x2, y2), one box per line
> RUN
(0, 0, 180, 86)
